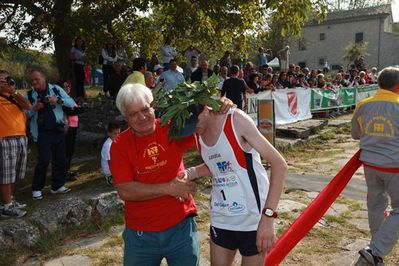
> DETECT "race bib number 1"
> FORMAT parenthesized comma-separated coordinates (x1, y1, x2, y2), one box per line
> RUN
(211, 173, 248, 216)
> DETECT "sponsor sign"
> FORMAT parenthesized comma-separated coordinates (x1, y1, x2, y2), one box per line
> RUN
(257, 99, 275, 146)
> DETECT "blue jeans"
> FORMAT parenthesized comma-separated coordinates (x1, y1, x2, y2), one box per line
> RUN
(123, 216, 199, 266)
(32, 129, 66, 191)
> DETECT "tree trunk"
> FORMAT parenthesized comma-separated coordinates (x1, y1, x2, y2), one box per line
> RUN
(52, 0, 74, 81)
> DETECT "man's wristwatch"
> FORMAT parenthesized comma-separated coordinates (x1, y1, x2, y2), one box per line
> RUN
(262, 207, 278, 218)
(11, 91, 18, 98)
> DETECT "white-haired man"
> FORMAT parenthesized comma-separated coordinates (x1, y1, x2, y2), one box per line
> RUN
(110, 83, 232, 265)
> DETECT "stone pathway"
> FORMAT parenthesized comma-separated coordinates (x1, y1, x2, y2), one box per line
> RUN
(22, 190, 371, 266)
(18, 116, 399, 266)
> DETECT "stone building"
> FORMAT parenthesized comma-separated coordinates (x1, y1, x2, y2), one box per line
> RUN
(289, 4, 399, 70)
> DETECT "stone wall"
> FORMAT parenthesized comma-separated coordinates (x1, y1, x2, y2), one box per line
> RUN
(289, 17, 381, 70)
(0, 192, 124, 250)
(289, 13, 399, 70)
(78, 96, 127, 134)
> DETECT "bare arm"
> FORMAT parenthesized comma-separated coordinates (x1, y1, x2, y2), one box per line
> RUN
(235, 110, 287, 211)
(115, 177, 197, 202)
(233, 110, 287, 254)
(2, 85, 32, 110)
(13, 92, 32, 110)
(243, 91, 248, 111)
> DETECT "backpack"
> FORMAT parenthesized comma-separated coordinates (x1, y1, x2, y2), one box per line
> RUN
(98, 54, 104, 65)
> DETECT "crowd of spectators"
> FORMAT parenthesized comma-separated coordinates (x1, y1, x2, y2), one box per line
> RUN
(0, 35, 381, 218)
(97, 36, 379, 104)
(235, 61, 378, 94)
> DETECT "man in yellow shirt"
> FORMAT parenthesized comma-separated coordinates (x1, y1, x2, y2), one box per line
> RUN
(122, 57, 147, 86)
(0, 70, 32, 217)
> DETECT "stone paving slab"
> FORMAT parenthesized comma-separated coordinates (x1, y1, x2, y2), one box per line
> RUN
(44, 255, 92, 266)
(276, 119, 328, 139)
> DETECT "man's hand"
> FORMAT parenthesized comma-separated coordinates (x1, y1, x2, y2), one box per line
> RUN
(168, 176, 197, 200)
(33, 102, 44, 111)
(46, 96, 59, 104)
(256, 216, 276, 255)
(219, 97, 236, 113)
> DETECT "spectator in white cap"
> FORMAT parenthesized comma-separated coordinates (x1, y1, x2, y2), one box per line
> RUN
(154, 64, 164, 86)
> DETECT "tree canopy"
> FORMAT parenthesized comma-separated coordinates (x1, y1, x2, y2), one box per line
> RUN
(1, 0, 327, 79)
(325, 0, 391, 10)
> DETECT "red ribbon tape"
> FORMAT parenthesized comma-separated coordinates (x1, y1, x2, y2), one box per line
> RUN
(265, 150, 362, 265)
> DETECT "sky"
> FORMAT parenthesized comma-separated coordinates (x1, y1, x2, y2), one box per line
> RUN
(393, 0, 399, 21)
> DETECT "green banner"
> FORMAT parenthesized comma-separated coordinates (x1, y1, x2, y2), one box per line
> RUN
(311, 88, 356, 110)
(311, 85, 379, 111)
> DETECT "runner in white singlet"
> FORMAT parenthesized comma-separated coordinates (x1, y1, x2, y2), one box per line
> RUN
(185, 107, 287, 266)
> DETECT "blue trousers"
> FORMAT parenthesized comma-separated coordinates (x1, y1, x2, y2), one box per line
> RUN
(32, 129, 66, 191)
(123, 216, 199, 266)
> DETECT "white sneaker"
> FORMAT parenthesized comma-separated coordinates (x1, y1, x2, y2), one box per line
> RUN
(1, 205, 27, 217)
(32, 190, 43, 200)
(51, 186, 71, 194)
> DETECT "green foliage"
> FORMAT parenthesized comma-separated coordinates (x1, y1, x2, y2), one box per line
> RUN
(393, 22, 399, 35)
(0, 38, 57, 87)
(326, 0, 390, 10)
(343, 41, 369, 66)
(1, 0, 327, 78)
(152, 74, 221, 139)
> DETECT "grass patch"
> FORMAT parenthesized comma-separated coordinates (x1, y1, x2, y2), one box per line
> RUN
(278, 212, 295, 221)
(103, 234, 124, 248)
(334, 124, 351, 134)
(323, 214, 347, 225)
(84, 86, 103, 99)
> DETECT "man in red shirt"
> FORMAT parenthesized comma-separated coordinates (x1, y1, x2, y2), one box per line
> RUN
(111, 83, 211, 265)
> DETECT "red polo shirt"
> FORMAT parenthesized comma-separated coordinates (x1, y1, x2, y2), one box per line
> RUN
(110, 120, 197, 231)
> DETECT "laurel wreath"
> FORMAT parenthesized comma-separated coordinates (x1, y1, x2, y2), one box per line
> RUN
(152, 74, 221, 139)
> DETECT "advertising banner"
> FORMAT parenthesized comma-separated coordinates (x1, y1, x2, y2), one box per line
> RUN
(246, 86, 378, 125)
(311, 88, 356, 110)
(257, 99, 275, 146)
(272, 89, 312, 125)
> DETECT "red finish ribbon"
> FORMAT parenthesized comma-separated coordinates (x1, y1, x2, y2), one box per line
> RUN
(265, 150, 362, 265)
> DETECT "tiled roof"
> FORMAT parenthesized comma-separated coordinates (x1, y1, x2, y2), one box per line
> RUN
(326, 4, 391, 21)
(307, 4, 392, 25)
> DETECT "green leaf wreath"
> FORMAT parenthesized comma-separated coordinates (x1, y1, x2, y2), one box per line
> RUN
(152, 74, 221, 139)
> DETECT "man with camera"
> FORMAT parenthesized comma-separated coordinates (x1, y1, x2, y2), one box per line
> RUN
(0, 70, 32, 217)
(26, 69, 76, 200)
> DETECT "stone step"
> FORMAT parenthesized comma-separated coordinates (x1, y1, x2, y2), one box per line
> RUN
(276, 119, 328, 139)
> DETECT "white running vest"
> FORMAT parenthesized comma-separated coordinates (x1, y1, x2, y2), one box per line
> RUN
(198, 110, 270, 231)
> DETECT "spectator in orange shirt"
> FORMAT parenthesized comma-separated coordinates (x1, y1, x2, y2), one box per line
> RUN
(0, 70, 31, 217)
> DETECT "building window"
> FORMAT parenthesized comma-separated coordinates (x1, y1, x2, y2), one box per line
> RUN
(319, 58, 325, 66)
(319, 33, 325, 41)
(355, 32, 364, 43)
(298, 38, 306, 51)
(298, 62, 306, 68)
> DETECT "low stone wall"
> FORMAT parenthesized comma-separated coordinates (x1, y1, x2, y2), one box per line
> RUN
(78, 96, 126, 133)
(0, 191, 124, 250)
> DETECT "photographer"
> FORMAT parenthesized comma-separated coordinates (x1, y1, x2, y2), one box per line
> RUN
(0, 70, 31, 217)
(26, 69, 76, 200)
